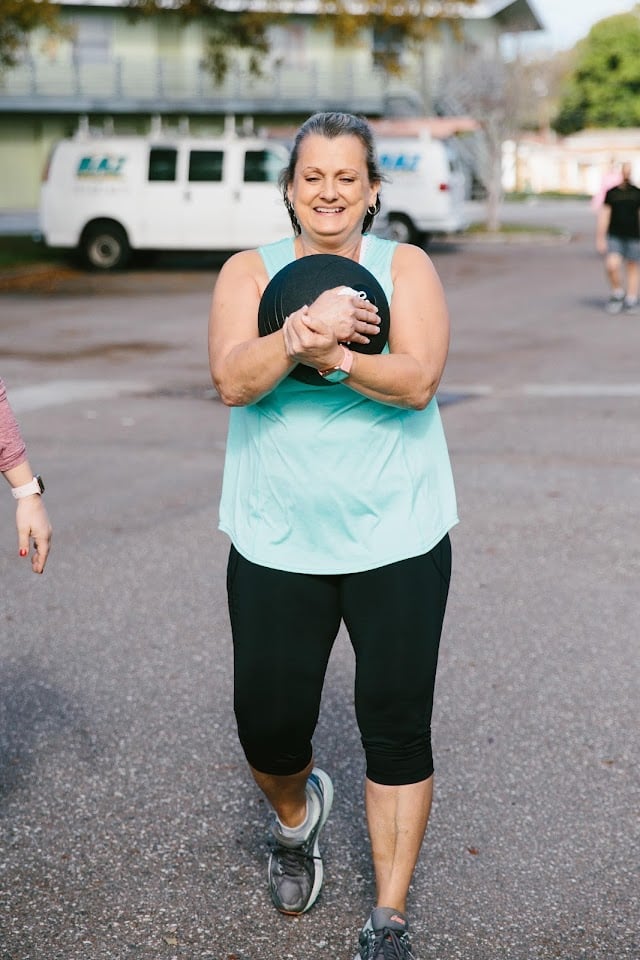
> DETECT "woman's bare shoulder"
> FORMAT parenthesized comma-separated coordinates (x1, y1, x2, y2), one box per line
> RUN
(392, 241, 434, 269)
(217, 248, 266, 279)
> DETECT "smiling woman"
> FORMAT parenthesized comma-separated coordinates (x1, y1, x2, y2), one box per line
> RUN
(207, 111, 458, 960)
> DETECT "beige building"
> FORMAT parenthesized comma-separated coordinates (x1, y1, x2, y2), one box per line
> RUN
(0, 0, 542, 211)
(503, 129, 640, 198)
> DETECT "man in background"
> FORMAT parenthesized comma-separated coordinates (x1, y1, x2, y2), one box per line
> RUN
(596, 162, 640, 315)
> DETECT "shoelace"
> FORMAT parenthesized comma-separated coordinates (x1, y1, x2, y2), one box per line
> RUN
(366, 927, 414, 960)
(272, 842, 314, 877)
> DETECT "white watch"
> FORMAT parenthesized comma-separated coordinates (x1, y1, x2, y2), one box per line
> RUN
(11, 475, 45, 499)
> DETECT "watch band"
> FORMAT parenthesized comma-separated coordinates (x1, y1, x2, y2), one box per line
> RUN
(319, 346, 354, 379)
(11, 475, 45, 499)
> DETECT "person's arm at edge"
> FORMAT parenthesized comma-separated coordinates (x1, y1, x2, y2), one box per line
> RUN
(1, 379, 52, 573)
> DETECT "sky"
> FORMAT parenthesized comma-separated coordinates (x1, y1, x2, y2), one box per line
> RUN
(525, 0, 636, 51)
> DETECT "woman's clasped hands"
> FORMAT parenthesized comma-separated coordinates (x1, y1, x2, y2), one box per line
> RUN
(282, 287, 380, 370)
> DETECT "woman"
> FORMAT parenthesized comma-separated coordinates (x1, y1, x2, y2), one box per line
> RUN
(1, 377, 52, 573)
(209, 112, 457, 960)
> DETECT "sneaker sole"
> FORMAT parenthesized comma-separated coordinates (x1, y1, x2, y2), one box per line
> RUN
(299, 767, 333, 914)
(276, 767, 333, 916)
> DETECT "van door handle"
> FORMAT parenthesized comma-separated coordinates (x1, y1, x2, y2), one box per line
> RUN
(233, 189, 241, 202)
(184, 190, 191, 201)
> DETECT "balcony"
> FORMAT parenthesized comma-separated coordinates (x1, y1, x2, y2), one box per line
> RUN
(0, 56, 424, 117)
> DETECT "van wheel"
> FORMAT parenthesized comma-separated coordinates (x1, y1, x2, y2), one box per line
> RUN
(81, 221, 131, 270)
(384, 214, 418, 245)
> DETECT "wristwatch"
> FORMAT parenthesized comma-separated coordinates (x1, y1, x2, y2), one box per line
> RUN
(319, 347, 354, 384)
(11, 475, 45, 499)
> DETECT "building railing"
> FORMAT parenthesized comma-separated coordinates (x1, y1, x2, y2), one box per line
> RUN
(0, 56, 424, 116)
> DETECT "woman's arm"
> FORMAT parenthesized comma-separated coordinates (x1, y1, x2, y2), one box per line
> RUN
(1, 379, 52, 573)
(288, 244, 450, 410)
(208, 249, 381, 407)
(0, 376, 27, 472)
(209, 250, 295, 407)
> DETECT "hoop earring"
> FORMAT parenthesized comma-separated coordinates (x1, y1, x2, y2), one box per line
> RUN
(367, 204, 377, 216)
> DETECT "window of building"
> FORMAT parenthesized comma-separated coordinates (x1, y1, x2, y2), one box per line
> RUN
(267, 24, 307, 68)
(148, 148, 177, 182)
(189, 151, 224, 182)
(372, 25, 404, 72)
(71, 15, 112, 65)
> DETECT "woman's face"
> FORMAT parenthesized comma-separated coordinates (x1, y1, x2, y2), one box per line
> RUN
(287, 133, 379, 244)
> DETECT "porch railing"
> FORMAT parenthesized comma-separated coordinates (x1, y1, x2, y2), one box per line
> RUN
(0, 56, 424, 116)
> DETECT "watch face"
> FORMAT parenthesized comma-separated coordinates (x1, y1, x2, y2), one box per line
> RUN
(322, 368, 350, 384)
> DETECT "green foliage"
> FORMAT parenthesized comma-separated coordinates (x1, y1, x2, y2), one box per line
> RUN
(553, 11, 640, 134)
(0, 0, 64, 69)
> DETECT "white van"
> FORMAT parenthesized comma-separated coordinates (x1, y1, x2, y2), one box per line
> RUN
(375, 133, 468, 245)
(39, 128, 467, 269)
(39, 132, 292, 269)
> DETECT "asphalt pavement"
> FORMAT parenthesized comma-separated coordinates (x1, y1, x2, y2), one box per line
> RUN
(0, 202, 638, 960)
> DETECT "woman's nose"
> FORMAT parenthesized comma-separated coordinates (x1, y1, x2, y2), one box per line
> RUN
(320, 181, 338, 200)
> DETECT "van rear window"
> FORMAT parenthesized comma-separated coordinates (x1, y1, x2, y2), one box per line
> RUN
(244, 150, 282, 183)
(148, 148, 177, 181)
(189, 151, 224, 182)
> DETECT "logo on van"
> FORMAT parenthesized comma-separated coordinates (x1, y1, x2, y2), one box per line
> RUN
(379, 153, 421, 173)
(76, 155, 126, 178)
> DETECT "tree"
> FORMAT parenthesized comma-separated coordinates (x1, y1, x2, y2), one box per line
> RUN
(0, 0, 63, 69)
(127, 0, 478, 83)
(512, 50, 575, 133)
(553, 10, 640, 134)
(439, 55, 528, 231)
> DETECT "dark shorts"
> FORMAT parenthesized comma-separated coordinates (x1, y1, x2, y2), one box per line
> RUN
(227, 536, 452, 786)
(608, 235, 640, 261)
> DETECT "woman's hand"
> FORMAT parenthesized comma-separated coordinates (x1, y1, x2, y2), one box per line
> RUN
(283, 306, 340, 371)
(306, 286, 380, 346)
(16, 495, 52, 574)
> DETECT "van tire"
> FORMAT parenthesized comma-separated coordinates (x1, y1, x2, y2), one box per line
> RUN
(383, 213, 419, 245)
(81, 221, 131, 270)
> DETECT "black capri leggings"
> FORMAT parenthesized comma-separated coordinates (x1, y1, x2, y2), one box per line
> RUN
(227, 535, 451, 786)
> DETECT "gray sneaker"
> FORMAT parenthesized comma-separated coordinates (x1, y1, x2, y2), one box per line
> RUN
(268, 767, 333, 915)
(605, 294, 625, 314)
(354, 908, 415, 960)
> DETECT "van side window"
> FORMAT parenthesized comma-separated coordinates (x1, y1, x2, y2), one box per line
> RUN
(244, 150, 282, 184)
(189, 151, 224, 182)
(148, 148, 177, 182)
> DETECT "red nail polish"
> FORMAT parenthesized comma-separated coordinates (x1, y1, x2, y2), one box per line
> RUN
(19, 548, 28, 557)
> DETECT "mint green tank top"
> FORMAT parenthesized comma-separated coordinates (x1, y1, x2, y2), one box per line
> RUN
(218, 234, 458, 574)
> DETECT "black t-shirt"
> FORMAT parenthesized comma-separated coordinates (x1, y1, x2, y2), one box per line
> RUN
(604, 182, 640, 239)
